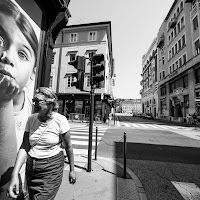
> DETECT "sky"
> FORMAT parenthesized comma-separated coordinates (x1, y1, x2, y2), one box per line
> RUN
(68, 0, 175, 99)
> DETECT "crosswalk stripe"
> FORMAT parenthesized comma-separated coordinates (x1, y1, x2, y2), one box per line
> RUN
(71, 131, 104, 136)
(72, 140, 99, 146)
(145, 124, 159, 129)
(162, 125, 179, 130)
(131, 123, 140, 128)
(71, 135, 102, 140)
(137, 124, 149, 128)
(124, 123, 130, 127)
(73, 149, 95, 155)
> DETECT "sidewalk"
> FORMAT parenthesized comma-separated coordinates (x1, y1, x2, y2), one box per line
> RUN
(55, 157, 148, 200)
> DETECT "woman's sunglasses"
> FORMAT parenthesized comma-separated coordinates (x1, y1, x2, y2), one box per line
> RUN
(32, 98, 47, 105)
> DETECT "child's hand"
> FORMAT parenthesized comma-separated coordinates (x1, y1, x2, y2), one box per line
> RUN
(0, 73, 19, 102)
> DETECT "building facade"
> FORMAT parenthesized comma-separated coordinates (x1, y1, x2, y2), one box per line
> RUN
(141, 0, 200, 122)
(121, 99, 142, 114)
(50, 21, 114, 121)
(140, 38, 159, 118)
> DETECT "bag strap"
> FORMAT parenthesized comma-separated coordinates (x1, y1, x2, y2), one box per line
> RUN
(31, 118, 54, 147)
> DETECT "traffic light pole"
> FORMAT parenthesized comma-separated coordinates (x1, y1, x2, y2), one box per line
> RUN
(87, 56, 94, 172)
(88, 86, 94, 172)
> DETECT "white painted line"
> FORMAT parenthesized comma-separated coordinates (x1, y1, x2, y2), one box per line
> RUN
(131, 123, 140, 128)
(71, 135, 102, 140)
(153, 125, 169, 129)
(137, 124, 149, 128)
(162, 125, 179, 130)
(72, 140, 99, 146)
(124, 123, 130, 127)
(73, 149, 95, 155)
(172, 181, 200, 200)
(145, 124, 160, 129)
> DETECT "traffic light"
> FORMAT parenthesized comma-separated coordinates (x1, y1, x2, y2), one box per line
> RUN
(68, 56, 86, 91)
(92, 54, 105, 87)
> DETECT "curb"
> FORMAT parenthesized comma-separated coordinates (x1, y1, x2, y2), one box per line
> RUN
(97, 157, 148, 200)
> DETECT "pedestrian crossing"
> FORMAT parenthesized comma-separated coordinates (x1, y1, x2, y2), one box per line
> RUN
(64, 123, 107, 172)
(116, 121, 191, 131)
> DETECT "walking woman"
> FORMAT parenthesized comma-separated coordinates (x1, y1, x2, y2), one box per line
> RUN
(8, 87, 76, 200)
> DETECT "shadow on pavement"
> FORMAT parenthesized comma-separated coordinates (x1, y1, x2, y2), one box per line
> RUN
(115, 142, 200, 165)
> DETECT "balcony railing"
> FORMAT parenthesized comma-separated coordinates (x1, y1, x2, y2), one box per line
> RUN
(157, 33, 164, 48)
(185, 0, 193, 3)
(169, 17, 177, 28)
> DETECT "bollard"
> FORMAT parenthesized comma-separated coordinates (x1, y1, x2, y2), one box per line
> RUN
(95, 127, 98, 160)
(123, 132, 127, 179)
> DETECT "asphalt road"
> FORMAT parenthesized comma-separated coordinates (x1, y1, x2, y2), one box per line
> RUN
(97, 115, 200, 200)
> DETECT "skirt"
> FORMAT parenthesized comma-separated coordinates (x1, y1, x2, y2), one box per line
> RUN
(26, 151, 64, 200)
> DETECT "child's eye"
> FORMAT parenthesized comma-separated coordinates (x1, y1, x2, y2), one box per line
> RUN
(18, 51, 28, 61)
(0, 36, 5, 47)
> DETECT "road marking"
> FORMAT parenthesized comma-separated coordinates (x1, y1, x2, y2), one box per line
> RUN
(124, 123, 130, 127)
(145, 124, 159, 129)
(172, 181, 200, 200)
(131, 123, 140, 128)
(136, 124, 149, 128)
(71, 135, 102, 140)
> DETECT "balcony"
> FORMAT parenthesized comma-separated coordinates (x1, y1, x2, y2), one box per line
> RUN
(157, 33, 164, 48)
(169, 17, 177, 28)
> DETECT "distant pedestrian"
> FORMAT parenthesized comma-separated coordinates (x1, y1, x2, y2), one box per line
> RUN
(8, 87, 76, 200)
(193, 113, 197, 126)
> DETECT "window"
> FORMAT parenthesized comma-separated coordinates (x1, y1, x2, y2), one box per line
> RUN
(181, 17, 184, 29)
(69, 53, 76, 62)
(51, 52, 56, 64)
(70, 33, 77, 43)
(49, 76, 53, 88)
(175, 60, 179, 69)
(162, 56, 165, 65)
(179, 57, 182, 67)
(180, 1, 183, 10)
(172, 63, 175, 71)
(172, 47, 174, 57)
(195, 39, 200, 55)
(66, 75, 74, 87)
(177, 7, 180, 16)
(162, 70, 165, 78)
(183, 54, 187, 64)
(174, 26, 177, 36)
(193, 16, 198, 31)
(169, 66, 172, 73)
(177, 22, 181, 32)
(178, 39, 182, 50)
(175, 43, 178, 54)
(169, 50, 172, 60)
(88, 31, 97, 41)
(160, 86, 166, 96)
(182, 35, 186, 47)
(195, 68, 200, 84)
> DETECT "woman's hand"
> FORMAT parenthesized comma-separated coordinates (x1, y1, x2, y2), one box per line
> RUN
(0, 74, 19, 102)
(69, 170, 76, 184)
(8, 174, 20, 198)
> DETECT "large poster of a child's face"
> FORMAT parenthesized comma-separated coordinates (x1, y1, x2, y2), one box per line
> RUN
(0, 0, 42, 198)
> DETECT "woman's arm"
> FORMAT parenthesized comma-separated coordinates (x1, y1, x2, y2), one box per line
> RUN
(8, 131, 30, 198)
(60, 130, 76, 184)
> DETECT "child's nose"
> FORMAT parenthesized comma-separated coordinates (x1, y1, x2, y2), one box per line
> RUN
(0, 50, 14, 67)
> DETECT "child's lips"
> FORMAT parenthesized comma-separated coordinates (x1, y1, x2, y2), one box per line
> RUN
(0, 69, 14, 78)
